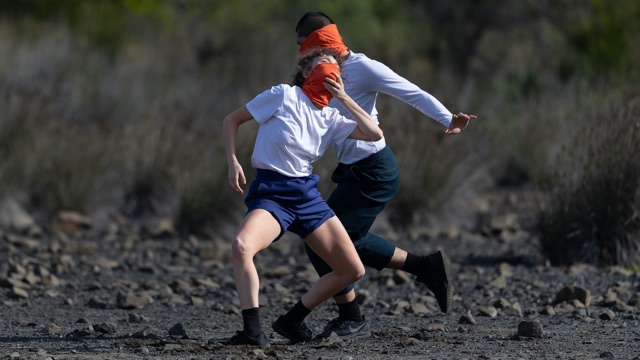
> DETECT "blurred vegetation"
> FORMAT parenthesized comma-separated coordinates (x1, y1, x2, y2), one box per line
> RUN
(0, 0, 638, 263)
(537, 92, 639, 266)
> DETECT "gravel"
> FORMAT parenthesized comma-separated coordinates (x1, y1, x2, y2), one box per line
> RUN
(1, 188, 639, 359)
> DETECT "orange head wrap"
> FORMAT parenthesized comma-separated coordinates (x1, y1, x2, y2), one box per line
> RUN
(301, 62, 340, 107)
(299, 24, 348, 56)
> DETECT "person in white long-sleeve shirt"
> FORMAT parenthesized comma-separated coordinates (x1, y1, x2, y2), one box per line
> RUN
(295, 11, 477, 340)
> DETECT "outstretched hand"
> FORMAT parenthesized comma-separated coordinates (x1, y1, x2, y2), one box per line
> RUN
(445, 113, 477, 134)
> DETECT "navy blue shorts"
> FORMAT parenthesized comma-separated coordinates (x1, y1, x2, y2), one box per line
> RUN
(244, 169, 335, 241)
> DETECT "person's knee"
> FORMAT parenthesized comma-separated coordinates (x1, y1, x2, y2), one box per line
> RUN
(349, 262, 365, 283)
(231, 235, 256, 262)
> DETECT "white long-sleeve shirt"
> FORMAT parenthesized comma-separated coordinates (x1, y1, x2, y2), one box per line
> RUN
(329, 51, 453, 164)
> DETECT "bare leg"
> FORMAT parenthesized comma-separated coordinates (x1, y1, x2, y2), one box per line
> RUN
(300, 217, 365, 309)
(386, 247, 408, 270)
(231, 209, 281, 309)
(330, 247, 407, 304)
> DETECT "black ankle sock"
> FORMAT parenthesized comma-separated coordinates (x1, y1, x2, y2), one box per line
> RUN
(402, 252, 421, 275)
(337, 298, 363, 322)
(283, 300, 311, 324)
(242, 307, 262, 337)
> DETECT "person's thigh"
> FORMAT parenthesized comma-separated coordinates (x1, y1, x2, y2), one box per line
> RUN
(304, 242, 332, 277)
(234, 209, 282, 255)
(303, 217, 362, 275)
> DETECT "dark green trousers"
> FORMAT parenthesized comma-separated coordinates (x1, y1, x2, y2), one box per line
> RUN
(305, 146, 400, 295)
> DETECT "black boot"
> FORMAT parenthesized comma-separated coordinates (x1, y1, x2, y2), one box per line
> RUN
(226, 330, 270, 347)
(271, 315, 313, 343)
(415, 251, 453, 313)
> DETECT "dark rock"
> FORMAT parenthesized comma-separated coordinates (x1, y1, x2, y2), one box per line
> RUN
(168, 322, 188, 339)
(517, 320, 543, 338)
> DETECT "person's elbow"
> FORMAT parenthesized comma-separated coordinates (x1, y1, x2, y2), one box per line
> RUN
(367, 128, 383, 141)
(350, 127, 383, 141)
(222, 114, 238, 134)
(223, 106, 252, 131)
(223, 114, 233, 128)
(222, 113, 237, 127)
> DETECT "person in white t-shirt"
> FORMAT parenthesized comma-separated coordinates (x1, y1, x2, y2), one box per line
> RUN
(294, 11, 477, 340)
(222, 48, 384, 346)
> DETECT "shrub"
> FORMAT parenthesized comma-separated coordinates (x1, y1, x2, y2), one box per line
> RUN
(537, 96, 640, 266)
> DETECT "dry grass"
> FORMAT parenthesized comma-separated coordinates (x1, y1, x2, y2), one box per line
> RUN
(536, 91, 640, 266)
(1, 8, 638, 269)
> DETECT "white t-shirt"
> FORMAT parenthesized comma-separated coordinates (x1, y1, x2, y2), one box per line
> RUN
(246, 84, 358, 177)
(329, 51, 453, 164)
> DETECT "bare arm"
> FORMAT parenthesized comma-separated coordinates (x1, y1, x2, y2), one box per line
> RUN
(222, 105, 254, 194)
(323, 73, 383, 141)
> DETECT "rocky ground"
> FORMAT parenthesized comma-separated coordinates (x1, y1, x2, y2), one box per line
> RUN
(1, 186, 639, 360)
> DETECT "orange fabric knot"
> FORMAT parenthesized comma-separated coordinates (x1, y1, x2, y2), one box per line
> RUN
(299, 24, 348, 56)
(301, 63, 341, 107)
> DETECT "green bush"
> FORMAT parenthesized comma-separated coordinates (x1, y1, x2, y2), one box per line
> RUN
(537, 96, 640, 266)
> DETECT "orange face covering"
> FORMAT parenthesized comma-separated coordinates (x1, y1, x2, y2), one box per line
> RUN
(299, 24, 348, 56)
(301, 62, 341, 107)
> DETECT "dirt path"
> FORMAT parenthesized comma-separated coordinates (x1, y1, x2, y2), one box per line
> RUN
(1, 189, 639, 359)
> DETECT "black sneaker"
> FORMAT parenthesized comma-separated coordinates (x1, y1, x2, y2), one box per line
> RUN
(271, 315, 313, 343)
(415, 250, 453, 313)
(225, 330, 270, 347)
(317, 317, 371, 340)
